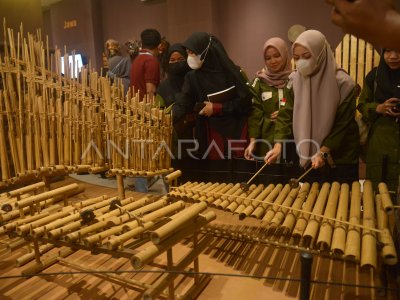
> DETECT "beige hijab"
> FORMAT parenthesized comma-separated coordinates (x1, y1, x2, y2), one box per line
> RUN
(256, 37, 292, 88)
(292, 30, 355, 167)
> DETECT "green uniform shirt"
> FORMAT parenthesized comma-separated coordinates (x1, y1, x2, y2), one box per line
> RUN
(248, 78, 288, 156)
(274, 84, 360, 165)
(358, 83, 400, 191)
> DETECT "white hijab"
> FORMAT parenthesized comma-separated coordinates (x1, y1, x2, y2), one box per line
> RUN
(292, 30, 355, 167)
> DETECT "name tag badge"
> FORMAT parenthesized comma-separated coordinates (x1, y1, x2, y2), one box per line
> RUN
(261, 91, 273, 101)
(280, 98, 287, 107)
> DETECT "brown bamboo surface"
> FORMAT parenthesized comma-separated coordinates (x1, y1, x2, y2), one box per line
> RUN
(168, 180, 397, 268)
(0, 23, 173, 187)
(0, 177, 397, 300)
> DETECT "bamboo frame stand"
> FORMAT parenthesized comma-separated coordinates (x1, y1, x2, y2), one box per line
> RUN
(0, 22, 174, 191)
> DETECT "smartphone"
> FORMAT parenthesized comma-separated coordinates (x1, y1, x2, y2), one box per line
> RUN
(393, 101, 400, 112)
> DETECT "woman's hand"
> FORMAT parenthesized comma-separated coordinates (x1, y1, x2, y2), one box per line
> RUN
(311, 153, 326, 169)
(244, 139, 256, 160)
(270, 110, 279, 122)
(376, 98, 400, 116)
(199, 102, 213, 117)
(264, 143, 282, 164)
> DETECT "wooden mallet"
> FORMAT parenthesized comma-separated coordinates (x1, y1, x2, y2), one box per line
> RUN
(240, 162, 269, 191)
(289, 166, 314, 188)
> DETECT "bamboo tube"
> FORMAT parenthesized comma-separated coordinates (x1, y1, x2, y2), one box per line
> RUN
(37, 95, 50, 168)
(268, 186, 300, 233)
(48, 95, 56, 166)
(360, 180, 377, 269)
(378, 182, 393, 214)
(331, 183, 350, 254)
(345, 181, 362, 261)
(63, 100, 71, 165)
(0, 91, 10, 181)
(197, 183, 224, 202)
(84, 199, 174, 247)
(262, 184, 291, 223)
(234, 184, 264, 215)
(150, 202, 208, 244)
(106, 201, 185, 250)
(204, 183, 230, 205)
(33, 196, 112, 237)
(58, 257, 167, 295)
(168, 181, 195, 198)
(16, 244, 55, 267)
(88, 166, 109, 174)
(192, 182, 214, 201)
(316, 182, 341, 251)
(209, 183, 233, 207)
(302, 182, 331, 247)
(375, 195, 398, 265)
(143, 233, 213, 300)
(17, 206, 75, 235)
(132, 211, 215, 269)
(116, 174, 125, 200)
(106, 198, 169, 226)
(239, 184, 275, 220)
(15, 183, 80, 209)
(218, 183, 241, 209)
(182, 182, 205, 200)
(251, 184, 283, 219)
(7, 238, 27, 251)
(74, 164, 91, 173)
(71, 195, 108, 209)
(226, 184, 256, 212)
(63, 197, 151, 242)
(7, 181, 45, 198)
(164, 170, 181, 184)
(46, 196, 127, 239)
(279, 183, 311, 236)
(21, 247, 74, 276)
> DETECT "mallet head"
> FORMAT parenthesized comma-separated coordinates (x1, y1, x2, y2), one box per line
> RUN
(289, 178, 299, 189)
(240, 182, 250, 192)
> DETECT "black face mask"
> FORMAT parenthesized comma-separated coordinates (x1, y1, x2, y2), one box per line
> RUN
(168, 61, 190, 76)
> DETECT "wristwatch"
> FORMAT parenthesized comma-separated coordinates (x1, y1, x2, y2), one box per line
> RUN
(319, 151, 336, 168)
(320, 151, 330, 160)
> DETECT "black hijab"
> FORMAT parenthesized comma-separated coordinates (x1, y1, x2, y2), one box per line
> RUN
(156, 43, 190, 107)
(366, 49, 400, 103)
(182, 32, 250, 99)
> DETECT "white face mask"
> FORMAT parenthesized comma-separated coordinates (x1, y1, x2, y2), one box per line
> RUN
(187, 36, 212, 70)
(187, 54, 203, 70)
(296, 58, 315, 77)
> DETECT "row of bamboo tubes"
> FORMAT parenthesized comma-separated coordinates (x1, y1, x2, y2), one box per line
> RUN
(0, 22, 173, 186)
(168, 180, 397, 269)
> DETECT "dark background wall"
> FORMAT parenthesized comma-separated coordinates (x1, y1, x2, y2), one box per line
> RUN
(1, 0, 344, 76)
(0, 0, 43, 44)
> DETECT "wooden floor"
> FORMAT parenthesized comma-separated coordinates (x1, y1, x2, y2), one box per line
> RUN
(0, 176, 398, 300)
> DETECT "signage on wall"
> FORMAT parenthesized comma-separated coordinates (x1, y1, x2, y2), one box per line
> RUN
(64, 20, 77, 29)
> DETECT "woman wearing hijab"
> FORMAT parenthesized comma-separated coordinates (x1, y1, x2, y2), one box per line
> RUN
(357, 49, 400, 192)
(244, 37, 293, 160)
(265, 30, 360, 183)
(173, 32, 252, 160)
(156, 43, 192, 156)
(156, 43, 191, 109)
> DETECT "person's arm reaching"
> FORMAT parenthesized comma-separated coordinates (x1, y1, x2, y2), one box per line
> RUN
(327, 0, 400, 50)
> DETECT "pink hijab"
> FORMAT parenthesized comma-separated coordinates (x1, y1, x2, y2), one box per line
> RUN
(255, 37, 292, 88)
(292, 30, 355, 167)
